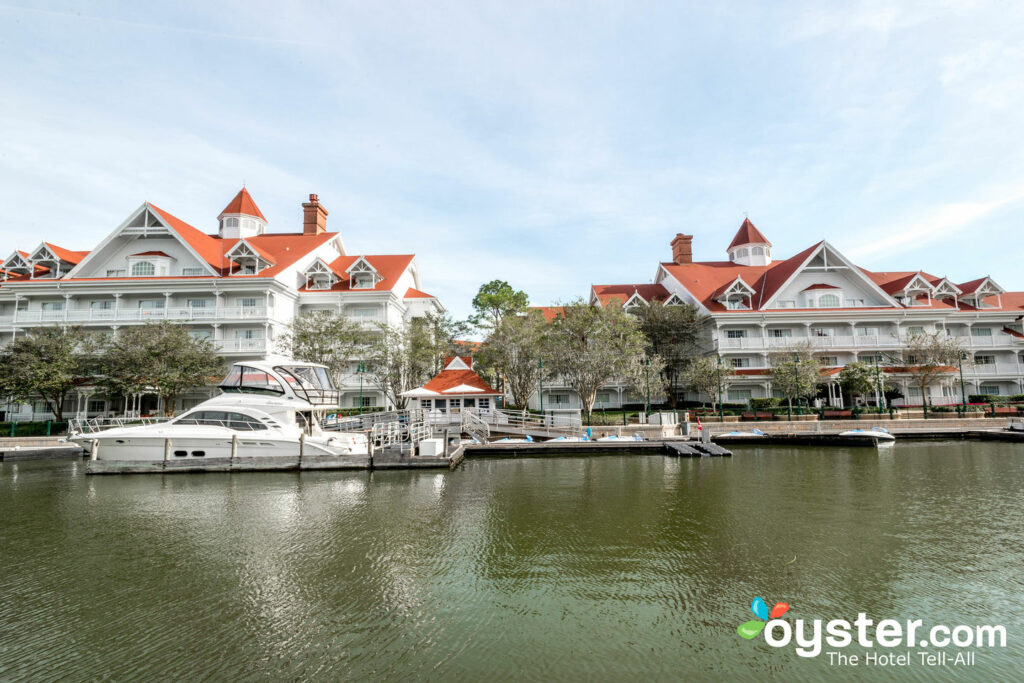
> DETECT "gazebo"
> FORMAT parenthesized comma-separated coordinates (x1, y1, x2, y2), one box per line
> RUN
(402, 356, 501, 415)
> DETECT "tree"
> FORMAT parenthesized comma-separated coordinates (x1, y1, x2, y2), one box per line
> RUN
(542, 300, 646, 423)
(469, 280, 529, 331)
(623, 353, 670, 414)
(633, 302, 708, 407)
(363, 322, 431, 410)
(410, 311, 472, 376)
(769, 342, 822, 417)
(838, 362, 878, 406)
(100, 322, 225, 416)
(680, 356, 736, 411)
(477, 310, 548, 410)
(0, 327, 100, 421)
(902, 332, 967, 411)
(275, 311, 366, 386)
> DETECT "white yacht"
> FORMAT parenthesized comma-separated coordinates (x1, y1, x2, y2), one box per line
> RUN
(71, 362, 367, 462)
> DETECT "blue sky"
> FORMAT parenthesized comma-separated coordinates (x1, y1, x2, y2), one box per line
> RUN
(2, 1, 1023, 322)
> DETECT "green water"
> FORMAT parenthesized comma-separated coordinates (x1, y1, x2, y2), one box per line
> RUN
(1, 443, 1022, 681)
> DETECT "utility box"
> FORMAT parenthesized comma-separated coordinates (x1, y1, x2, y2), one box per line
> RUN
(418, 438, 444, 457)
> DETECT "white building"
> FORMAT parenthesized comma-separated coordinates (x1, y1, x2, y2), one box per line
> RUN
(530, 220, 1024, 409)
(0, 189, 443, 419)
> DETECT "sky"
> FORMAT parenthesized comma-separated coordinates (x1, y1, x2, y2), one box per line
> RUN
(2, 0, 1023, 323)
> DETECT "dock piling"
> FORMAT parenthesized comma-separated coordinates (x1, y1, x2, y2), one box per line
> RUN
(231, 434, 238, 462)
(90, 439, 98, 461)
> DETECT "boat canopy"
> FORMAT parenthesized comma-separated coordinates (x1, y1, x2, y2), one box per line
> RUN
(219, 362, 339, 407)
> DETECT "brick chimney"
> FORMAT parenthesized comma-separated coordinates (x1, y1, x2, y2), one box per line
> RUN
(671, 233, 693, 264)
(302, 193, 328, 235)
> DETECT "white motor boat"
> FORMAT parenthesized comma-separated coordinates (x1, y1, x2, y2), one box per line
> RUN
(70, 362, 367, 462)
(1007, 419, 1024, 433)
(838, 427, 896, 445)
(721, 428, 766, 438)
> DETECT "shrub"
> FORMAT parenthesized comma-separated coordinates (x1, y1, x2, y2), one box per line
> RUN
(0, 421, 69, 436)
(749, 397, 780, 410)
(968, 394, 997, 404)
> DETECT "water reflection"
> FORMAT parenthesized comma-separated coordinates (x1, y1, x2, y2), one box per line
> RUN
(1, 443, 1022, 681)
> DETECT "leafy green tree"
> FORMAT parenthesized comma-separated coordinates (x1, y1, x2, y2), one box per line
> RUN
(623, 353, 670, 414)
(469, 280, 529, 330)
(542, 300, 646, 423)
(633, 302, 707, 406)
(769, 342, 822, 416)
(477, 310, 549, 410)
(100, 322, 225, 416)
(680, 356, 736, 411)
(364, 322, 431, 409)
(276, 311, 366, 386)
(410, 311, 472, 376)
(838, 361, 877, 405)
(0, 327, 100, 421)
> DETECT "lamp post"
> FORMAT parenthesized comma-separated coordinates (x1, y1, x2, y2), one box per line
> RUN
(957, 350, 968, 412)
(874, 354, 884, 414)
(538, 358, 544, 415)
(357, 361, 366, 414)
(645, 356, 651, 417)
(716, 356, 724, 421)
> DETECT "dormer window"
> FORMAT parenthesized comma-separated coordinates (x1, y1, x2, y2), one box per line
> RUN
(346, 257, 381, 289)
(126, 252, 172, 277)
(713, 276, 756, 310)
(353, 273, 375, 289)
(818, 293, 840, 308)
(302, 258, 338, 290)
(225, 240, 273, 276)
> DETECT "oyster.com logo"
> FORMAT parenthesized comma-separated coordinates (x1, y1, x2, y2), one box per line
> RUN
(738, 597, 790, 640)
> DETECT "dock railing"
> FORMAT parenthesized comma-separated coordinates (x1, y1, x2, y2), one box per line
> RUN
(68, 416, 170, 434)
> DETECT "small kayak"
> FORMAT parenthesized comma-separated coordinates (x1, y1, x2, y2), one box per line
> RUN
(839, 427, 895, 443)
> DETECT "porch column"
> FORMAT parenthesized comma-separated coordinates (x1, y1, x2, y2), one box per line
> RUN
(63, 293, 72, 322)
(113, 292, 121, 320)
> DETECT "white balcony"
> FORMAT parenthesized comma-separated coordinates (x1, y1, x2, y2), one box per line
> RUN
(215, 338, 269, 353)
(1, 307, 269, 325)
(970, 363, 1023, 376)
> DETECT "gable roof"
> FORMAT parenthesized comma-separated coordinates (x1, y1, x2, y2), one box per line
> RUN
(147, 203, 227, 273)
(404, 287, 435, 299)
(417, 358, 500, 396)
(728, 218, 772, 249)
(41, 243, 89, 264)
(219, 188, 266, 220)
(592, 283, 669, 306)
(529, 306, 566, 322)
(299, 254, 414, 292)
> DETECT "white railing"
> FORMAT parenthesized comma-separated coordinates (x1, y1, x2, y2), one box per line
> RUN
(215, 338, 269, 353)
(1, 307, 269, 325)
(68, 416, 170, 434)
(718, 333, 1022, 351)
(970, 363, 1023, 376)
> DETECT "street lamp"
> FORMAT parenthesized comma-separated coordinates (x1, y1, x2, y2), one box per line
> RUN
(957, 350, 968, 413)
(538, 358, 544, 414)
(645, 356, 651, 417)
(357, 361, 366, 414)
(716, 355, 724, 421)
(873, 354, 884, 414)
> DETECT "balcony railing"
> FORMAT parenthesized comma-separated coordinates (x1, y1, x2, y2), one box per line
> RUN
(1, 306, 269, 325)
(716, 334, 1021, 351)
(215, 338, 269, 353)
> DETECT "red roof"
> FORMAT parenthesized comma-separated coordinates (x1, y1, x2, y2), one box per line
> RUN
(148, 203, 228, 273)
(592, 283, 668, 306)
(298, 254, 414, 292)
(130, 251, 172, 258)
(728, 218, 772, 249)
(1004, 327, 1024, 340)
(43, 243, 89, 264)
(420, 357, 499, 396)
(219, 188, 266, 220)
(802, 283, 840, 291)
(404, 287, 435, 299)
(529, 306, 565, 322)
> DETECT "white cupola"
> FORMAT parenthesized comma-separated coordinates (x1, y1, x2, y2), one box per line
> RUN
(727, 218, 772, 266)
(218, 188, 267, 239)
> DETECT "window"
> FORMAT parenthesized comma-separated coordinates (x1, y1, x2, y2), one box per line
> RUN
(728, 389, 752, 402)
(16, 300, 28, 311)
(752, 246, 764, 256)
(971, 327, 992, 337)
(596, 391, 612, 404)
(235, 329, 263, 340)
(818, 356, 838, 366)
(352, 273, 375, 289)
(730, 358, 749, 368)
(352, 307, 378, 319)
(844, 299, 865, 307)
(818, 294, 840, 307)
(907, 326, 925, 336)
(226, 218, 239, 227)
(551, 393, 569, 405)
(90, 300, 114, 310)
(857, 327, 879, 336)
(859, 353, 884, 364)
(177, 410, 267, 430)
(131, 261, 155, 276)
(239, 298, 260, 309)
(33, 400, 50, 414)
(978, 385, 1000, 396)
(138, 299, 165, 310)
(352, 396, 377, 408)
(974, 355, 995, 365)
(182, 267, 204, 276)
(908, 387, 922, 397)
(41, 301, 65, 311)
(777, 300, 795, 308)
(478, 398, 490, 410)
(726, 330, 747, 339)
(87, 400, 105, 413)
(105, 269, 126, 277)
(812, 327, 834, 337)
(769, 329, 792, 338)
(189, 330, 213, 340)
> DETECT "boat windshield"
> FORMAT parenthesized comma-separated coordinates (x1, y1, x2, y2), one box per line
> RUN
(274, 365, 339, 405)
(220, 366, 285, 395)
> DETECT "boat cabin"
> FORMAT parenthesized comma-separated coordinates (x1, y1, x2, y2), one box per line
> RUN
(219, 362, 339, 407)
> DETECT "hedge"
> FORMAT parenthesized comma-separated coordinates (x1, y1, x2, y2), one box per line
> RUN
(1, 421, 69, 437)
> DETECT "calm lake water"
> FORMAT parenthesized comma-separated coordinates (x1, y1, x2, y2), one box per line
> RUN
(1, 443, 1022, 681)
